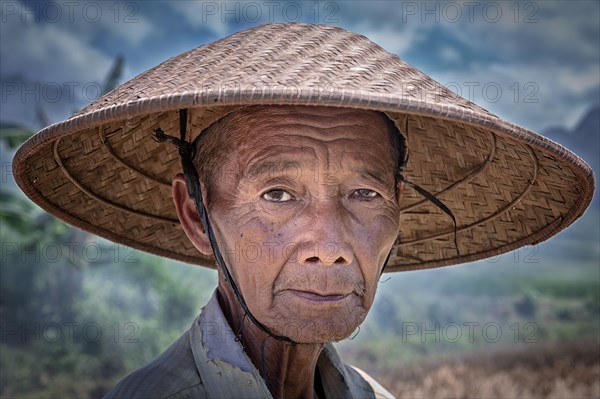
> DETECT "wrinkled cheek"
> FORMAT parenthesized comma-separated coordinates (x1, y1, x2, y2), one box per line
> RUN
(371, 217, 398, 254)
(354, 225, 398, 307)
(361, 284, 379, 315)
(217, 243, 276, 316)
(237, 267, 277, 315)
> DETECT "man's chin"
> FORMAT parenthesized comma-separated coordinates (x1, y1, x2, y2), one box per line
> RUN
(266, 316, 364, 344)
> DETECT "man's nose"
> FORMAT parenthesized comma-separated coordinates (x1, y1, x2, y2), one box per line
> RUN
(295, 199, 353, 266)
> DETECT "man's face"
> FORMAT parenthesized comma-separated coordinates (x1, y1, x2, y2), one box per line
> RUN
(206, 106, 401, 343)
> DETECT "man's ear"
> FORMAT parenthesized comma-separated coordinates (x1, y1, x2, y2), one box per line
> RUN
(172, 173, 213, 256)
(396, 181, 404, 205)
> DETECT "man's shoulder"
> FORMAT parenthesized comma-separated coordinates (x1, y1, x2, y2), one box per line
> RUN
(348, 366, 395, 399)
(320, 345, 395, 398)
(103, 330, 206, 399)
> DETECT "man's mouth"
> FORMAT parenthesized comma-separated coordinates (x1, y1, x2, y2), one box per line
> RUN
(284, 289, 350, 302)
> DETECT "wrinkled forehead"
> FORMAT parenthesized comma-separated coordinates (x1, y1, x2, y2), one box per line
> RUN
(212, 105, 397, 183)
(194, 105, 399, 193)
(218, 105, 394, 155)
(248, 105, 386, 147)
(224, 104, 389, 131)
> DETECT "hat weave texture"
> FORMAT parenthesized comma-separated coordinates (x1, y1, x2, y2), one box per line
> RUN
(13, 23, 595, 271)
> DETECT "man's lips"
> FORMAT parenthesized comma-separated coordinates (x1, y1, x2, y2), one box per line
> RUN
(283, 289, 351, 302)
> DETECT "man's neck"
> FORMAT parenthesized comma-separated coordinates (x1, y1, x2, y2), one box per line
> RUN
(217, 283, 325, 399)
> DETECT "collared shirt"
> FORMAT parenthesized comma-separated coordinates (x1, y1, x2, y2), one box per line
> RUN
(103, 291, 394, 398)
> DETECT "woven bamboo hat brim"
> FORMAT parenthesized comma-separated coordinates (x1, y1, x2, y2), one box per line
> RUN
(13, 23, 595, 272)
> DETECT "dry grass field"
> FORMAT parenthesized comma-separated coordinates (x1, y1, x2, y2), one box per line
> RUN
(374, 341, 600, 398)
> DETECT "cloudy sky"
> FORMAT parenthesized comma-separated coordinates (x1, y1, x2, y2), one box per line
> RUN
(1, 1, 598, 134)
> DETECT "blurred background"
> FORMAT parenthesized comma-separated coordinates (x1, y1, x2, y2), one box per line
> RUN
(1, 1, 598, 397)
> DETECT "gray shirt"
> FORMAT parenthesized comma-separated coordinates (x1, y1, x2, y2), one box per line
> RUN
(103, 291, 394, 398)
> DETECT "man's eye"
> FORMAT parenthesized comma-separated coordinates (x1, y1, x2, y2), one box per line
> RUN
(352, 189, 379, 200)
(262, 189, 293, 202)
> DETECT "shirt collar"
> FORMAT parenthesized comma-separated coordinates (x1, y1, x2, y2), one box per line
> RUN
(188, 290, 368, 398)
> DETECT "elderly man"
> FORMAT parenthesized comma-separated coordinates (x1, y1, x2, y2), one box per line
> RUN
(155, 105, 400, 398)
(13, 23, 594, 398)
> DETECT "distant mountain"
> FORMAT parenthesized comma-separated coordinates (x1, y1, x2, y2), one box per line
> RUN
(0, 122, 24, 130)
(542, 105, 599, 207)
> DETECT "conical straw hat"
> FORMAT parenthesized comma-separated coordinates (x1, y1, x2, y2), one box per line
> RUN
(13, 23, 595, 272)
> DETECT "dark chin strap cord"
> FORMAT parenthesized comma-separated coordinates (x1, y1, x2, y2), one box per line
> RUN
(380, 118, 461, 274)
(154, 109, 298, 346)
